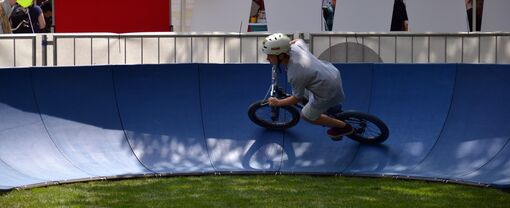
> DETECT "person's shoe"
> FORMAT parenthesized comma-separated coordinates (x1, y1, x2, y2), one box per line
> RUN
(327, 124, 354, 141)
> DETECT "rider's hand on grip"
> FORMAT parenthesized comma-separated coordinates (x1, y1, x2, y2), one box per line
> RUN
(268, 97, 280, 106)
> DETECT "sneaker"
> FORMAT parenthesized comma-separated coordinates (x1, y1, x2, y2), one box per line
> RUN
(327, 124, 354, 141)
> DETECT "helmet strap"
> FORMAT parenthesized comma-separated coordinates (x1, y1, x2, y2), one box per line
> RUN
(277, 53, 289, 65)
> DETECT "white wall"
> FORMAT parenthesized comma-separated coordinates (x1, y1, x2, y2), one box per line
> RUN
(265, 0, 322, 33)
(333, 0, 394, 32)
(483, 0, 510, 32)
(189, 0, 481, 33)
(191, 0, 252, 32)
(406, 0, 468, 32)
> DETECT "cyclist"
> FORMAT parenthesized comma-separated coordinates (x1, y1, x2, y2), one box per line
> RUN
(262, 33, 353, 140)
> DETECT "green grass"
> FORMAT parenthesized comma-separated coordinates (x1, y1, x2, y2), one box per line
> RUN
(0, 175, 509, 208)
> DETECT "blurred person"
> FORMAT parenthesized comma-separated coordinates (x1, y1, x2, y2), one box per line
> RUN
(36, 0, 45, 6)
(390, 0, 408, 31)
(10, 0, 45, 33)
(466, 0, 484, 31)
(0, 0, 16, 34)
(27, 0, 45, 32)
(322, 0, 336, 31)
(40, 0, 50, 32)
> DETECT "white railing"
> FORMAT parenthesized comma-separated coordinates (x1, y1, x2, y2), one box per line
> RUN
(310, 32, 510, 64)
(0, 34, 37, 67)
(50, 32, 274, 66)
(1, 32, 509, 68)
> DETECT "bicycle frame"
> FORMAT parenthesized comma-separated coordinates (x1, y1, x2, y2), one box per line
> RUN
(269, 65, 287, 99)
(270, 65, 278, 97)
(268, 65, 298, 102)
(268, 65, 341, 116)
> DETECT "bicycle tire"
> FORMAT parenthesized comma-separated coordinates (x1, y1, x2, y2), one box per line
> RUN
(336, 111, 389, 144)
(247, 100, 300, 130)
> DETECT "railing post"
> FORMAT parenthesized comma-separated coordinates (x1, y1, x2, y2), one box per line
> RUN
(42, 35, 47, 66)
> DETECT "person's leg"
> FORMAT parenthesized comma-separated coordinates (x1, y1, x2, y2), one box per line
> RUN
(306, 114, 346, 127)
(301, 103, 353, 139)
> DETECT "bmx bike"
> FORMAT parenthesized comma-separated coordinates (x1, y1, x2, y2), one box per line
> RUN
(247, 65, 389, 144)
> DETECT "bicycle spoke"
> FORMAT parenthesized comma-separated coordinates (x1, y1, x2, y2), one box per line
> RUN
(345, 118, 382, 140)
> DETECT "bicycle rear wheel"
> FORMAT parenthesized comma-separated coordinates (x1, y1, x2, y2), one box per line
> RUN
(336, 111, 389, 144)
(247, 100, 300, 130)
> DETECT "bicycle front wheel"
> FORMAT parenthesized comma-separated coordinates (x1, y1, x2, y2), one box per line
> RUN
(247, 100, 300, 130)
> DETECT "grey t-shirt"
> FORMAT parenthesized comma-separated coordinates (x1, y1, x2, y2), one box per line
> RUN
(287, 39, 345, 109)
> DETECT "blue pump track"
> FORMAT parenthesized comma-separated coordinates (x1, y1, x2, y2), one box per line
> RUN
(1, 63, 510, 190)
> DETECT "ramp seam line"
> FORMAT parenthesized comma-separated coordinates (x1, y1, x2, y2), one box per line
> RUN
(341, 64, 374, 173)
(278, 131, 285, 173)
(28, 70, 98, 178)
(278, 73, 290, 173)
(0, 157, 45, 182)
(110, 69, 157, 175)
(0, 118, 56, 182)
(457, 137, 510, 178)
(197, 64, 218, 172)
(406, 64, 458, 173)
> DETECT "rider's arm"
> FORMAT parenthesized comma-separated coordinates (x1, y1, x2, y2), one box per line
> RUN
(268, 96, 300, 107)
(290, 39, 309, 51)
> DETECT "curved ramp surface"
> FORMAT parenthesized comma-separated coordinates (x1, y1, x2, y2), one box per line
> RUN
(1, 63, 510, 190)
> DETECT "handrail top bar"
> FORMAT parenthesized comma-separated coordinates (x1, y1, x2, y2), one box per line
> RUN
(1, 32, 509, 39)
(0, 34, 37, 39)
(51, 32, 275, 38)
(310, 32, 510, 36)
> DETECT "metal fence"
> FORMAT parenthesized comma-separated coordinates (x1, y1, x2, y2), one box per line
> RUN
(310, 32, 510, 64)
(1, 32, 509, 68)
(50, 32, 276, 66)
(0, 34, 37, 67)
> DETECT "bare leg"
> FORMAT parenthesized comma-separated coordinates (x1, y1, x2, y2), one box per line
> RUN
(301, 113, 347, 128)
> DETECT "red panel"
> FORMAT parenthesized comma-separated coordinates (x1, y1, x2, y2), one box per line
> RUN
(55, 0, 170, 33)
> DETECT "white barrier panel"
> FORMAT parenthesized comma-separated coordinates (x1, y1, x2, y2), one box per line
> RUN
(14, 38, 33, 67)
(498, 36, 510, 64)
(0, 36, 34, 68)
(109, 38, 125, 65)
(311, 33, 508, 64)
(1, 33, 509, 68)
(265, 0, 322, 33)
(191, 0, 251, 32)
(483, 0, 510, 32)
(334, 0, 393, 32)
(0, 39, 15, 67)
(406, 0, 467, 32)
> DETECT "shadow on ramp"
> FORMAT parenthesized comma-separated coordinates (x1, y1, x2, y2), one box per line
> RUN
(1, 63, 510, 190)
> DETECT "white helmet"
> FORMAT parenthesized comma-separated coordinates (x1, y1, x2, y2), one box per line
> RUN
(262, 33, 291, 55)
